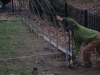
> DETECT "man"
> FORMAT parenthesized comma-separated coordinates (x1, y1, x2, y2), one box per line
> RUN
(56, 15, 100, 67)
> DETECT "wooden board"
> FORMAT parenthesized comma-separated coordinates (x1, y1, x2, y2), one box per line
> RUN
(41, 34, 66, 53)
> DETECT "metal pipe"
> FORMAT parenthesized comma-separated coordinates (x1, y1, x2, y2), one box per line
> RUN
(44, 0, 59, 57)
(35, 0, 49, 42)
(29, 0, 39, 36)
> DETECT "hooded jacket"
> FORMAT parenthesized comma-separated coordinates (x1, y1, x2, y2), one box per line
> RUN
(62, 17, 99, 56)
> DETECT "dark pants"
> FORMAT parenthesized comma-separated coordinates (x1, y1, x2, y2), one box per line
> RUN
(83, 34, 100, 64)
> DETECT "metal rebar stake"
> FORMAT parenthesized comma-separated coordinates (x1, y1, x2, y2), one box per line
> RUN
(36, 25, 38, 37)
(48, 35, 51, 51)
(66, 44, 69, 67)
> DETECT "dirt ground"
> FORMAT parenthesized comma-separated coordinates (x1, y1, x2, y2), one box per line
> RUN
(0, 13, 100, 75)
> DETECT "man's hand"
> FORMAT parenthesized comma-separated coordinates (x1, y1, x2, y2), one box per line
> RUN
(56, 15, 63, 21)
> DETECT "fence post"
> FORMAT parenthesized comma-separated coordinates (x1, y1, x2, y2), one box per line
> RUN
(84, 10, 88, 28)
(65, 2, 68, 17)
(65, 2, 68, 27)
(65, 2, 68, 68)
(12, 0, 14, 13)
(39, 0, 42, 17)
(51, 0, 53, 6)
(50, 0, 53, 22)
(18, 0, 21, 12)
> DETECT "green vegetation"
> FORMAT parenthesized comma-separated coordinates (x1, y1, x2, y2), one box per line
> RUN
(0, 21, 26, 56)
(0, 21, 36, 75)
(0, 13, 49, 75)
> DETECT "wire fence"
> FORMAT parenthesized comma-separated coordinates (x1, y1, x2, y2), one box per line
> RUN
(0, 0, 28, 13)
(52, 1, 100, 31)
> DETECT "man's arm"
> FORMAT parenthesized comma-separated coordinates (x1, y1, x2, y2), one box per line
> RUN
(56, 15, 79, 28)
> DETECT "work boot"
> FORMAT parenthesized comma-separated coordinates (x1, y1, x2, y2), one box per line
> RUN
(81, 62, 92, 68)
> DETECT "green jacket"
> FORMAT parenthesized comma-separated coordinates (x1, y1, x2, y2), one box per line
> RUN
(62, 17, 99, 57)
